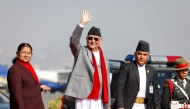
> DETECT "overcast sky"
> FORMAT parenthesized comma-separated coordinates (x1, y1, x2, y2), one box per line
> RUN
(0, 0, 190, 70)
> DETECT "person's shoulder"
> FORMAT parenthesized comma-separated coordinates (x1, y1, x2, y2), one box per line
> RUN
(145, 64, 153, 69)
(162, 79, 172, 88)
(8, 62, 21, 72)
(8, 63, 16, 71)
(145, 64, 156, 71)
(186, 78, 190, 83)
(163, 81, 169, 87)
(8, 63, 19, 78)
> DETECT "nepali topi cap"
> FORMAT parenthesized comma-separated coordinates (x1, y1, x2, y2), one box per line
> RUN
(88, 26, 101, 37)
(136, 40, 150, 52)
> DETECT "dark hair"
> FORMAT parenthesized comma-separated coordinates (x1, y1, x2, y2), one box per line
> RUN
(17, 43, 33, 52)
(12, 57, 17, 64)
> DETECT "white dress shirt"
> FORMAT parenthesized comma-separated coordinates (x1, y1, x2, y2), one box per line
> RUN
(137, 64, 147, 98)
(93, 51, 100, 66)
(79, 23, 85, 28)
(132, 64, 147, 109)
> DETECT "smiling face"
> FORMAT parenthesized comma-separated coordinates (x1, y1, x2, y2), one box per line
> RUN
(86, 35, 102, 51)
(134, 50, 150, 66)
(16, 46, 32, 63)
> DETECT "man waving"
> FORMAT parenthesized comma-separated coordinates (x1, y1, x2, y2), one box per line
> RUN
(65, 10, 110, 109)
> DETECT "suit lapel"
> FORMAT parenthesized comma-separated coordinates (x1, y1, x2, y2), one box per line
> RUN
(145, 65, 151, 96)
(85, 46, 93, 66)
(174, 76, 185, 90)
(132, 61, 140, 86)
(16, 62, 38, 84)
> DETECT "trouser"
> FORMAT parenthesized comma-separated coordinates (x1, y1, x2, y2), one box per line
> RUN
(132, 103, 147, 109)
(75, 99, 103, 109)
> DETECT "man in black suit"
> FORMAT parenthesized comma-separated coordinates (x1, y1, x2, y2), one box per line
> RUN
(116, 40, 161, 109)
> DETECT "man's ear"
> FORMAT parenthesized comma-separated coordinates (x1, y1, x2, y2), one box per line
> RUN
(147, 52, 150, 57)
(99, 38, 102, 44)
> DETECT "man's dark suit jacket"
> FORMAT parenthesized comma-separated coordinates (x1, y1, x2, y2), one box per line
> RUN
(161, 76, 190, 109)
(116, 61, 161, 109)
(7, 62, 45, 109)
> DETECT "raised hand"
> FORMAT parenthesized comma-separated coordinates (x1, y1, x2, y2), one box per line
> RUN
(80, 10, 93, 25)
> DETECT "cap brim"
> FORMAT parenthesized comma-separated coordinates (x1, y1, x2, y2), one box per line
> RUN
(171, 64, 190, 70)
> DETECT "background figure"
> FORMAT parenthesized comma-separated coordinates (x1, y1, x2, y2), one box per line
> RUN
(161, 58, 190, 109)
(7, 43, 51, 109)
(64, 10, 111, 109)
(116, 40, 161, 109)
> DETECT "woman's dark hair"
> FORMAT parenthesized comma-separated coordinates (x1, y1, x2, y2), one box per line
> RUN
(12, 57, 17, 64)
(17, 43, 33, 52)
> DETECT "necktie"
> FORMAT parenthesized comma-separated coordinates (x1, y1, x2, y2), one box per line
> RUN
(181, 80, 185, 88)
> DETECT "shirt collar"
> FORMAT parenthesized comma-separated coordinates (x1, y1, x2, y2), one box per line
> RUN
(137, 64, 145, 68)
(92, 50, 99, 53)
(177, 76, 187, 83)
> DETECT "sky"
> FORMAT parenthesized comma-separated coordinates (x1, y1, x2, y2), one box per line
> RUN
(0, 0, 190, 70)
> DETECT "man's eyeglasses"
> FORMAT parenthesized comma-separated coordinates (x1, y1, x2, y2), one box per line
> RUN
(20, 52, 32, 56)
(87, 37, 99, 41)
